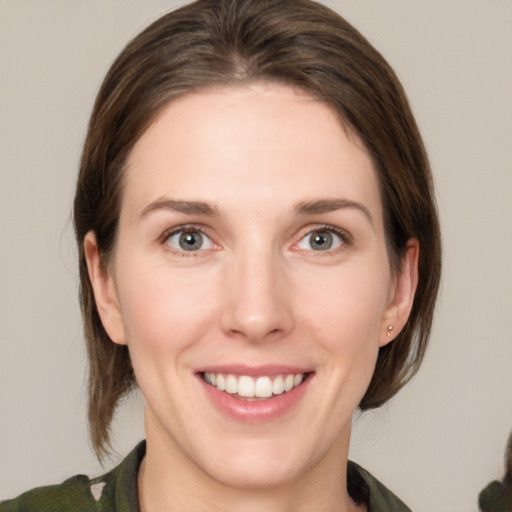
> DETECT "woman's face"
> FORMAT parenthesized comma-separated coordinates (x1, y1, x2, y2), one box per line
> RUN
(87, 83, 417, 489)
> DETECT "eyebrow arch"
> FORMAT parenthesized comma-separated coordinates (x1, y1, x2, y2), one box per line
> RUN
(140, 199, 219, 219)
(294, 198, 374, 226)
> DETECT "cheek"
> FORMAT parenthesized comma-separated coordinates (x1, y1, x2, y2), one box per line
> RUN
(292, 258, 391, 396)
(295, 261, 391, 342)
(115, 263, 221, 355)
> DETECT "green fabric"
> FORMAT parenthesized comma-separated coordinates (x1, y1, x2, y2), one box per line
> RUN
(0, 443, 143, 512)
(348, 461, 412, 511)
(478, 480, 512, 511)
(0, 442, 411, 511)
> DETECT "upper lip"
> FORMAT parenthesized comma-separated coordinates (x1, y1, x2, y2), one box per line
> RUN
(195, 364, 313, 378)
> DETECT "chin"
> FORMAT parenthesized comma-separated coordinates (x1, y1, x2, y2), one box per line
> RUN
(192, 431, 330, 491)
(204, 455, 308, 490)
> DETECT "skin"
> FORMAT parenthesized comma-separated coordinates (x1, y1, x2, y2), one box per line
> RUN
(85, 83, 418, 512)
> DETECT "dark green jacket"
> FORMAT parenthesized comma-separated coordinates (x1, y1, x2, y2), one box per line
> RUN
(478, 480, 512, 511)
(0, 442, 411, 511)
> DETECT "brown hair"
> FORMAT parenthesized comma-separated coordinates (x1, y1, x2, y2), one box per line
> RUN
(74, 0, 441, 459)
(505, 431, 512, 487)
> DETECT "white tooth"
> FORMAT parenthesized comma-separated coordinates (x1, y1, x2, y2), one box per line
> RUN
(238, 376, 255, 397)
(284, 374, 294, 392)
(204, 373, 211, 384)
(272, 375, 285, 395)
(294, 373, 303, 386)
(255, 376, 273, 398)
(225, 374, 238, 394)
(216, 374, 226, 391)
(210, 373, 217, 386)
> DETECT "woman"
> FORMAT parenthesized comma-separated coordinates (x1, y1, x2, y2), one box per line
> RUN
(0, 0, 441, 510)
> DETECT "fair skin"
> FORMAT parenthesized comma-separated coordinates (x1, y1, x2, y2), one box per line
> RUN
(85, 83, 418, 512)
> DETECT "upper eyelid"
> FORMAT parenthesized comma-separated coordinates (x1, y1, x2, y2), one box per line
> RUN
(296, 224, 351, 241)
(159, 224, 212, 241)
(160, 225, 219, 255)
(289, 224, 353, 255)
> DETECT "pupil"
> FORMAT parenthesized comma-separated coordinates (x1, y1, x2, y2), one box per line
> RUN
(311, 231, 332, 250)
(179, 232, 202, 251)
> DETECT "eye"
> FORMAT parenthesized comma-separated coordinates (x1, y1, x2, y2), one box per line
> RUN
(165, 229, 216, 252)
(297, 228, 345, 251)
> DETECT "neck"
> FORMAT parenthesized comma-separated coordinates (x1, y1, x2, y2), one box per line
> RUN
(138, 411, 362, 512)
(139, 463, 353, 512)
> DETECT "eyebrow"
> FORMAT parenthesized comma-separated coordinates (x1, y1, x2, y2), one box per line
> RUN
(139, 197, 374, 225)
(294, 198, 374, 226)
(140, 199, 219, 219)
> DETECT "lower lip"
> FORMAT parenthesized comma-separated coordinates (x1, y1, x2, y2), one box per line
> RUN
(199, 375, 312, 423)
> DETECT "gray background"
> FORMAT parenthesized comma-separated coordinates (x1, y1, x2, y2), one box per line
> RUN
(1, 1, 511, 511)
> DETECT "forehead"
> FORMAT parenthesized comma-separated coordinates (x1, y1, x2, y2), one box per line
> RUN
(122, 83, 381, 222)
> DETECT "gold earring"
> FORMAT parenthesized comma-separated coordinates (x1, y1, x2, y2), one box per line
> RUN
(387, 325, 393, 339)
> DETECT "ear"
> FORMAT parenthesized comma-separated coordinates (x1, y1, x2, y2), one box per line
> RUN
(84, 231, 127, 345)
(380, 239, 419, 347)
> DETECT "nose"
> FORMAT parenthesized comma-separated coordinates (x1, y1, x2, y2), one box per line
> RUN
(221, 246, 295, 344)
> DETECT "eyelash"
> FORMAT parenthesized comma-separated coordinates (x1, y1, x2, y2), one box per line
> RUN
(158, 224, 352, 256)
(294, 224, 352, 254)
(159, 224, 216, 257)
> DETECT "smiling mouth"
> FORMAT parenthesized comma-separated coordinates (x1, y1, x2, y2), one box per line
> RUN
(201, 372, 310, 400)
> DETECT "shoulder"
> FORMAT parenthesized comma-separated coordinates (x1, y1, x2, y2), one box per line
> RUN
(0, 442, 145, 512)
(0, 474, 98, 512)
(348, 460, 412, 512)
